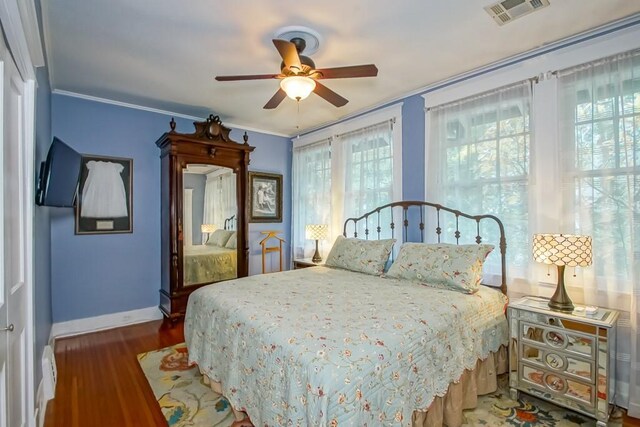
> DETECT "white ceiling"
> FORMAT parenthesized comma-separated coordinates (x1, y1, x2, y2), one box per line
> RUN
(42, 0, 640, 137)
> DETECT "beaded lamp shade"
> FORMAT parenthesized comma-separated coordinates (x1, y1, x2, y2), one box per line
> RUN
(532, 233, 592, 312)
(306, 224, 328, 263)
(201, 224, 217, 233)
(532, 234, 592, 267)
(305, 224, 328, 240)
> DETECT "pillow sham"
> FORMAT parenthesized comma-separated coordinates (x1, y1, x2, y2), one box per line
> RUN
(224, 232, 237, 249)
(325, 235, 396, 276)
(385, 243, 494, 294)
(207, 229, 234, 247)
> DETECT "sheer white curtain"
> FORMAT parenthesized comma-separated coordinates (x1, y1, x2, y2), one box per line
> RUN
(203, 171, 236, 229)
(336, 120, 395, 239)
(292, 119, 399, 258)
(291, 139, 332, 259)
(426, 81, 533, 277)
(557, 50, 640, 415)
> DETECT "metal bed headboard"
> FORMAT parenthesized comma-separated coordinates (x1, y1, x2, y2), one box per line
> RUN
(223, 215, 236, 231)
(342, 200, 507, 295)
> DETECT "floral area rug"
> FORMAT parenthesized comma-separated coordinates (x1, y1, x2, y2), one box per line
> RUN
(463, 376, 623, 426)
(139, 344, 624, 426)
(137, 343, 234, 427)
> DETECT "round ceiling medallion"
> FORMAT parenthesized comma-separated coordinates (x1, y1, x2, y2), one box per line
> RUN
(273, 26, 322, 55)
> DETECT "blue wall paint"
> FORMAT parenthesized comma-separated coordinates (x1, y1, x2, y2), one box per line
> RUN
(401, 95, 426, 200)
(183, 173, 206, 245)
(50, 94, 291, 322)
(400, 95, 427, 242)
(235, 130, 292, 275)
(34, 67, 52, 383)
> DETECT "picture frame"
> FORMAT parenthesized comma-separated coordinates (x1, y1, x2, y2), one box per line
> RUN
(249, 171, 282, 223)
(75, 155, 133, 234)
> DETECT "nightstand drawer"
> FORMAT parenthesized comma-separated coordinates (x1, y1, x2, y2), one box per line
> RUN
(520, 321, 596, 359)
(520, 342, 595, 383)
(519, 362, 596, 415)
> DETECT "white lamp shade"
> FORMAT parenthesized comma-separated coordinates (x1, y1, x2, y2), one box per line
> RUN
(532, 234, 592, 267)
(201, 224, 217, 233)
(280, 76, 316, 100)
(305, 224, 328, 240)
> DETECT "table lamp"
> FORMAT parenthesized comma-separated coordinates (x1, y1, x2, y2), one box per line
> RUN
(201, 224, 217, 244)
(305, 224, 328, 263)
(532, 233, 592, 312)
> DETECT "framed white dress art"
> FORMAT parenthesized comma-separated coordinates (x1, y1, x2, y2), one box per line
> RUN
(75, 155, 133, 234)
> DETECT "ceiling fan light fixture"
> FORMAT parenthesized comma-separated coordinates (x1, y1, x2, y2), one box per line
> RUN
(280, 76, 316, 101)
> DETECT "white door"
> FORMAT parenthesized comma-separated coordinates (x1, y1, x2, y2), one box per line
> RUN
(0, 33, 30, 427)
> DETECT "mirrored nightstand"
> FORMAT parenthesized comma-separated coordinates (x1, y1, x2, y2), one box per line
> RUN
(508, 296, 619, 426)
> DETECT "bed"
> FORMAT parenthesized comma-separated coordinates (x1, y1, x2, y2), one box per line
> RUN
(185, 201, 510, 426)
(183, 217, 239, 286)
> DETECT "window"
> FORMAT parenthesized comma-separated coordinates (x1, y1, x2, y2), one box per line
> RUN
(292, 105, 402, 259)
(424, 46, 640, 416)
(343, 121, 395, 217)
(292, 139, 331, 258)
(427, 82, 532, 274)
(558, 50, 640, 292)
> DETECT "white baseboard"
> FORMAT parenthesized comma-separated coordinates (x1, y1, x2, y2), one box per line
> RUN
(49, 306, 163, 342)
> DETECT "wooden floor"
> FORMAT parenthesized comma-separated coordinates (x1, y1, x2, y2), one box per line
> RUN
(44, 319, 184, 427)
(44, 319, 640, 427)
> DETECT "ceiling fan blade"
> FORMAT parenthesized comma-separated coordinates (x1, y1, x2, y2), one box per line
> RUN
(215, 74, 281, 81)
(272, 39, 302, 72)
(314, 64, 378, 79)
(263, 88, 287, 109)
(313, 81, 348, 107)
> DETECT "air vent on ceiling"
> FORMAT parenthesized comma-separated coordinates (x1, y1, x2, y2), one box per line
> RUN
(484, 0, 550, 26)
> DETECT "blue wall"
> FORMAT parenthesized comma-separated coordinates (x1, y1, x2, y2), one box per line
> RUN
(241, 131, 292, 274)
(401, 95, 426, 200)
(34, 67, 52, 382)
(50, 94, 291, 322)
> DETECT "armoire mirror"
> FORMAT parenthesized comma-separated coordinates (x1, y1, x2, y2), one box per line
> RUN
(156, 115, 254, 322)
(182, 164, 237, 287)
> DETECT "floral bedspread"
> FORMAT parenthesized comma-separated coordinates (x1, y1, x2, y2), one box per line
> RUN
(183, 245, 237, 286)
(184, 266, 508, 426)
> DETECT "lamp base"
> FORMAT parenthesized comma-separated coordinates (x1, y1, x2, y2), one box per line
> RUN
(548, 265, 574, 313)
(312, 239, 322, 263)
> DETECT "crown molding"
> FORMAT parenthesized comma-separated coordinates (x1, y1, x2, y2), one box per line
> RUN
(52, 89, 290, 138)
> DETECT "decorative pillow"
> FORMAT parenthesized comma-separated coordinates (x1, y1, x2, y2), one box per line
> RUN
(325, 235, 396, 276)
(224, 232, 237, 249)
(207, 229, 234, 247)
(385, 243, 494, 294)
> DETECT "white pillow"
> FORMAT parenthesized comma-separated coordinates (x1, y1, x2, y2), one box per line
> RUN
(225, 232, 237, 249)
(207, 229, 234, 247)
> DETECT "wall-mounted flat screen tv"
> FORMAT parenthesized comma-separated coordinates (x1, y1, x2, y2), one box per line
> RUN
(35, 137, 82, 207)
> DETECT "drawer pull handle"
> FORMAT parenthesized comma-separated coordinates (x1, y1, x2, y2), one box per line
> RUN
(544, 330, 568, 349)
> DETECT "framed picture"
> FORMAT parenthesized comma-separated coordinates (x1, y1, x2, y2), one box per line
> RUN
(249, 172, 282, 223)
(75, 155, 133, 234)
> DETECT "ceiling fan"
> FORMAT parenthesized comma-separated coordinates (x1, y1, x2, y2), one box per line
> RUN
(215, 37, 378, 109)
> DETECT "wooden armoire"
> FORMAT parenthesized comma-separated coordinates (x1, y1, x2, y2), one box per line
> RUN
(155, 115, 254, 321)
